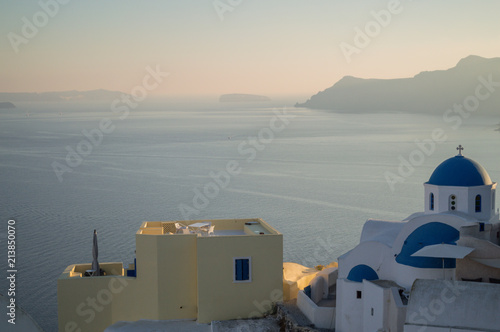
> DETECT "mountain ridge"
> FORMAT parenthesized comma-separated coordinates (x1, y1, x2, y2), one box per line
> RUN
(296, 55, 500, 114)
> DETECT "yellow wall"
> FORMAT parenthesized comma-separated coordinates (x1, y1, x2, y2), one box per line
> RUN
(155, 233, 198, 320)
(196, 234, 283, 323)
(57, 263, 135, 332)
(130, 232, 160, 319)
(58, 219, 283, 331)
(57, 237, 164, 331)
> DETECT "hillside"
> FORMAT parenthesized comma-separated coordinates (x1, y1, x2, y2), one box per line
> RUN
(296, 55, 500, 114)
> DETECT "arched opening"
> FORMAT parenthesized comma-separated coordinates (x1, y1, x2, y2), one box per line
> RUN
(475, 195, 482, 213)
(347, 264, 379, 282)
(396, 222, 460, 268)
(430, 193, 434, 211)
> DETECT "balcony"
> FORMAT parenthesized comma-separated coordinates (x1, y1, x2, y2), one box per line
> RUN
(60, 262, 124, 278)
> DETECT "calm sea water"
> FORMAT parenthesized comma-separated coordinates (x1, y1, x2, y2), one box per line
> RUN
(1, 99, 499, 331)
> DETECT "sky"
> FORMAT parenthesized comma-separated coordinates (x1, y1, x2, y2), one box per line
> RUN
(1, 0, 499, 98)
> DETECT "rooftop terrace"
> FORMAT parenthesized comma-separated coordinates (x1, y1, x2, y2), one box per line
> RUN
(137, 218, 280, 237)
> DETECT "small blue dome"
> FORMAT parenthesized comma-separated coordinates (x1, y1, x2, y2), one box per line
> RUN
(427, 155, 492, 186)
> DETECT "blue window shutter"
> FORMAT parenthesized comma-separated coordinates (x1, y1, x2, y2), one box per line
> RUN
(242, 259, 249, 280)
(236, 259, 243, 280)
(235, 258, 250, 281)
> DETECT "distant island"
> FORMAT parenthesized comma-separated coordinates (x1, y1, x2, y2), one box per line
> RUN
(296, 55, 500, 114)
(0, 102, 15, 109)
(0, 89, 125, 102)
(219, 93, 271, 103)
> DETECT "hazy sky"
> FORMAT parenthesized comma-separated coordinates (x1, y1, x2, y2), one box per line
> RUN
(1, 0, 499, 97)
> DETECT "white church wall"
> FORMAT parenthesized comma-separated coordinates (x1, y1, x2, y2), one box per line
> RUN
(388, 287, 407, 332)
(335, 279, 363, 332)
(425, 183, 497, 221)
(362, 280, 387, 332)
(466, 184, 496, 221)
(385, 259, 454, 289)
(338, 241, 391, 280)
(424, 184, 469, 215)
(363, 282, 408, 332)
(340, 216, 465, 290)
(360, 219, 406, 246)
(338, 280, 407, 332)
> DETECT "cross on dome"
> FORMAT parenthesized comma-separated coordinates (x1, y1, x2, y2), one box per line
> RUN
(456, 145, 464, 156)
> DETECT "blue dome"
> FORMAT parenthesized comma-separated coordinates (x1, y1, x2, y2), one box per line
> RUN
(427, 155, 492, 186)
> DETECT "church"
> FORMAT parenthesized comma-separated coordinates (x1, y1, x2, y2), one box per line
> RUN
(336, 146, 500, 331)
(298, 146, 500, 331)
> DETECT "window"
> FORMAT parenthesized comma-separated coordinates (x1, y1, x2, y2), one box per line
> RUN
(234, 257, 251, 282)
(493, 191, 496, 210)
(475, 195, 482, 213)
(479, 223, 485, 232)
(356, 291, 362, 299)
(430, 193, 434, 211)
(449, 195, 457, 211)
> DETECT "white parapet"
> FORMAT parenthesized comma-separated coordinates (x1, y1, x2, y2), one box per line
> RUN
(296, 290, 335, 330)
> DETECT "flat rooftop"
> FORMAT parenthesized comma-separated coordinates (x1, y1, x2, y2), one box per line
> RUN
(137, 218, 281, 237)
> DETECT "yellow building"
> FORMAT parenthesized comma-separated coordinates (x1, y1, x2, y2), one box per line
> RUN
(58, 218, 283, 332)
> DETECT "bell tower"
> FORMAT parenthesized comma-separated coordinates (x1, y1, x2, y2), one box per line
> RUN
(423, 146, 497, 222)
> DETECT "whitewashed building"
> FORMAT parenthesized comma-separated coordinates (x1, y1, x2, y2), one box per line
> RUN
(328, 147, 500, 331)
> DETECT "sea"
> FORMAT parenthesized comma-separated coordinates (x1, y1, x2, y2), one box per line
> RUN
(0, 98, 499, 331)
